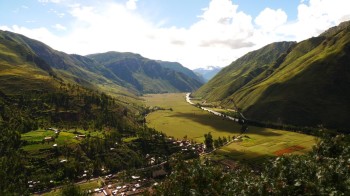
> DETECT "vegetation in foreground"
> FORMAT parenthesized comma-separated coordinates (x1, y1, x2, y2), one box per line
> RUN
(154, 132, 350, 195)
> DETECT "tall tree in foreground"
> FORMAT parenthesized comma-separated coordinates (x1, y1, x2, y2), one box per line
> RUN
(204, 132, 213, 150)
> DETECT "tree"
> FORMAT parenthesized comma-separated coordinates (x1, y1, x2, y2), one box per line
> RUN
(204, 132, 213, 150)
(241, 124, 248, 134)
(61, 183, 83, 196)
(223, 136, 228, 143)
(214, 140, 219, 148)
(218, 137, 223, 147)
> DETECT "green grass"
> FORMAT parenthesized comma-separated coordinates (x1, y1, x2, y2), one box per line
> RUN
(122, 136, 139, 143)
(143, 93, 316, 163)
(21, 128, 108, 153)
(21, 129, 81, 152)
(41, 180, 102, 196)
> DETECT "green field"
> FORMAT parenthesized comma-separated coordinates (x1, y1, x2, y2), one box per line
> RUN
(21, 129, 104, 152)
(42, 180, 102, 196)
(143, 93, 316, 163)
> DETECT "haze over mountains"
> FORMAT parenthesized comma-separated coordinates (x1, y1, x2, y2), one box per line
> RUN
(194, 21, 350, 131)
(193, 66, 222, 82)
(0, 30, 203, 96)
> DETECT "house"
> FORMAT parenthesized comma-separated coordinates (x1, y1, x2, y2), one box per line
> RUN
(44, 136, 54, 142)
(103, 189, 110, 196)
(60, 159, 67, 163)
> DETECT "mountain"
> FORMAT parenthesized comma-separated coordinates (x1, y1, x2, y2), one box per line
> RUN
(194, 42, 296, 101)
(193, 21, 350, 130)
(0, 30, 201, 96)
(0, 30, 61, 95)
(157, 60, 205, 83)
(0, 30, 138, 98)
(87, 52, 203, 93)
(193, 66, 222, 82)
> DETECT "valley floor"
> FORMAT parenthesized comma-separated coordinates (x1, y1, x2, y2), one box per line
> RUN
(143, 93, 315, 164)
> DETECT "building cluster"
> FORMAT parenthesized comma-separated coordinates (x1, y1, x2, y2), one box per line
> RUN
(91, 176, 153, 196)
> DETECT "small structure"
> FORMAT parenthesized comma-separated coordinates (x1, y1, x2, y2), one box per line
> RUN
(60, 159, 67, 163)
(78, 134, 86, 138)
(131, 175, 140, 180)
(44, 136, 54, 142)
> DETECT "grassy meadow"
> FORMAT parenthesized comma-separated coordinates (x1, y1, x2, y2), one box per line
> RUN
(143, 93, 316, 163)
(21, 129, 104, 153)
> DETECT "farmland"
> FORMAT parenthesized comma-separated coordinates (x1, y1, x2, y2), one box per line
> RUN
(143, 93, 316, 163)
(21, 128, 104, 153)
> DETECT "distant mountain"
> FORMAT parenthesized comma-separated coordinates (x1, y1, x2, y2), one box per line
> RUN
(87, 52, 203, 93)
(0, 30, 202, 96)
(157, 60, 205, 83)
(193, 66, 222, 82)
(193, 21, 350, 130)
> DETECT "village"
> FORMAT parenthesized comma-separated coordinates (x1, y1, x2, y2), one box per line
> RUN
(28, 126, 215, 195)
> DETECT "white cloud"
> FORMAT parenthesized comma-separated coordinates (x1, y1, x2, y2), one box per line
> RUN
(2, 0, 350, 69)
(255, 8, 288, 30)
(0, 25, 62, 48)
(52, 24, 66, 31)
(295, 0, 350, 36)
(126, 0, 138, 10)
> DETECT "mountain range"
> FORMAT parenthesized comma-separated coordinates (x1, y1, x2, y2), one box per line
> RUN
(0, 30, 203, 97)
(193, 66, 222, 82)
(193, 21, 350, 131)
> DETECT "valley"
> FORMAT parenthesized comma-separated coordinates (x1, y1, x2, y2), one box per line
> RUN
(0, 15, 350, 195)
(143, 93, 315, 164)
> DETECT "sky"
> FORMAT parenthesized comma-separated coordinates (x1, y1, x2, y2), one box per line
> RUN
(1, 0, 350, 69)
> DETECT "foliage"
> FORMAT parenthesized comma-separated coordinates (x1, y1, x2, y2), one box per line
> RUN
(204, 132, 213, 150)
(155, 133, 350, 195)
(0, 123, 28, 195)
(60, 183, 83, 196)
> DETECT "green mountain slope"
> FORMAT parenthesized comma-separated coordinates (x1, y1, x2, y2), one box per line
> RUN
(0, 30, 137, 99)
(0, 31, 61, 94)
(156, 60, 205, 83)
(194, 41, 296, 100)
(1, 30, 201, 97)
(194, 21, 350, 130)
(88, 52, 203, 93)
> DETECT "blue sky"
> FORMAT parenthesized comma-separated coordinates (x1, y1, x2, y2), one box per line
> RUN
(1, 0, 350, 69)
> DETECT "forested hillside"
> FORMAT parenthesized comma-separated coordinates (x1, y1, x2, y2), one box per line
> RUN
(0, 83, 182, 194)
